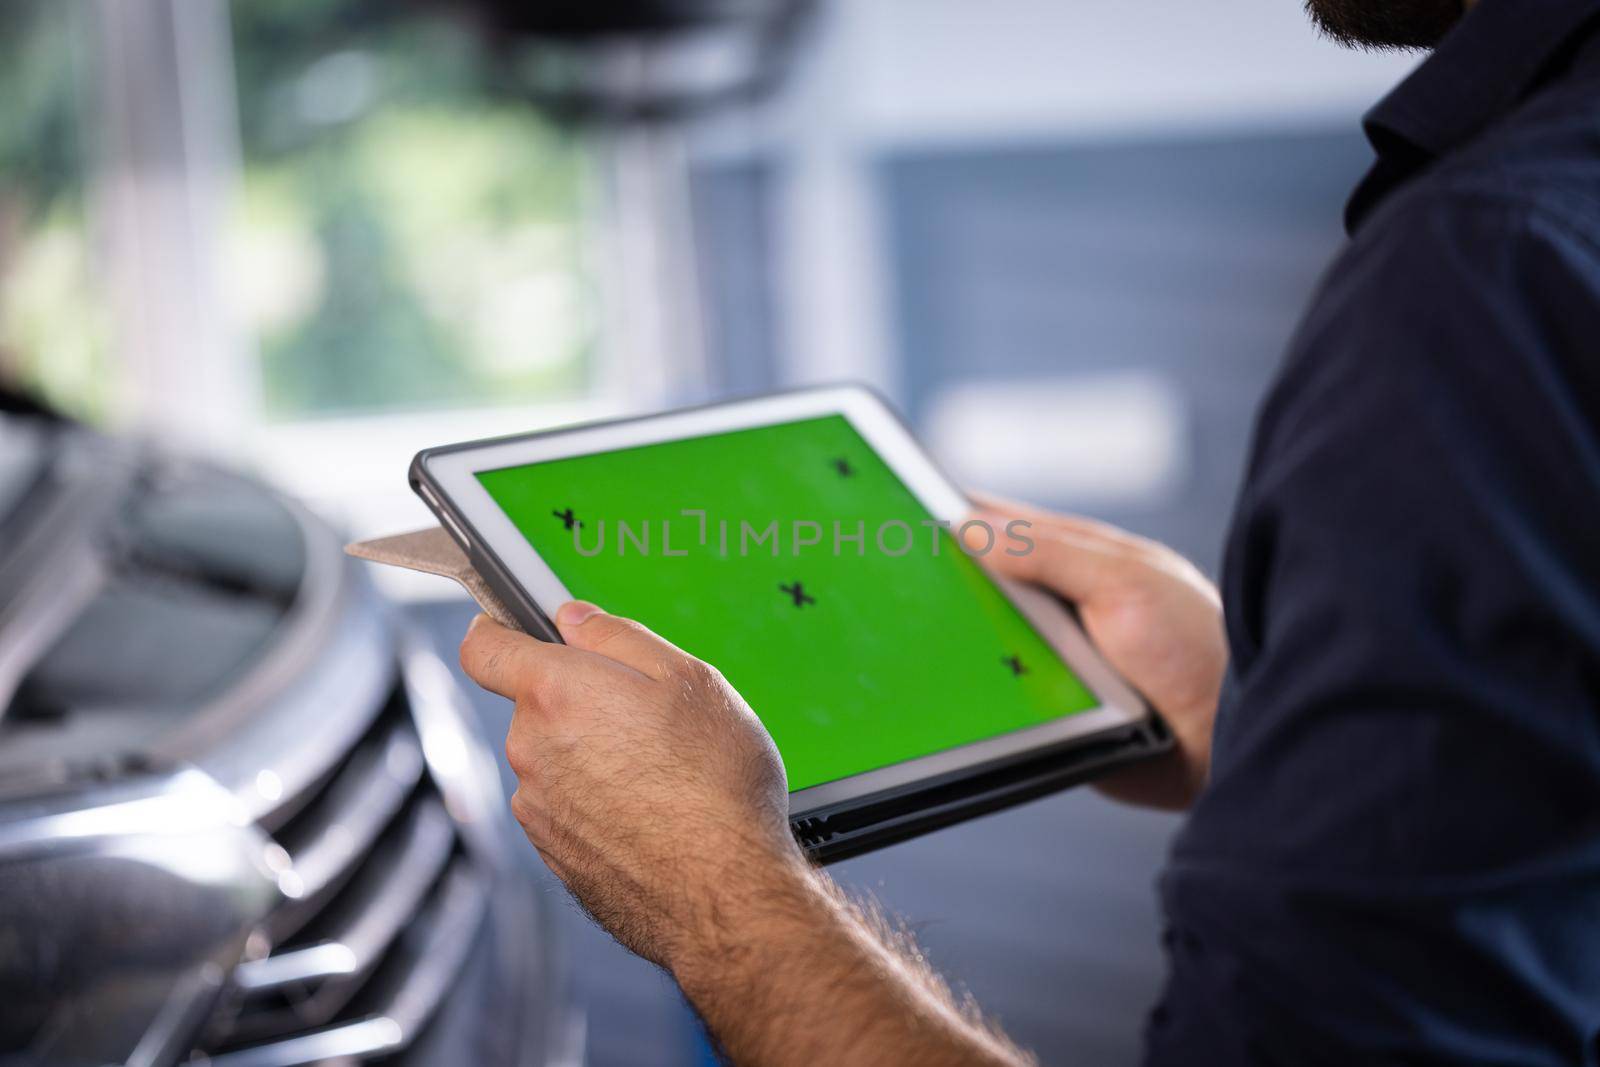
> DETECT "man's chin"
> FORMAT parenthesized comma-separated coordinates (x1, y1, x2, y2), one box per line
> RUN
(1305, 0, 1465, 50)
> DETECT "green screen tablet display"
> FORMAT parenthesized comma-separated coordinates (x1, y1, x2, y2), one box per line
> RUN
(475, 414, 1099, 791)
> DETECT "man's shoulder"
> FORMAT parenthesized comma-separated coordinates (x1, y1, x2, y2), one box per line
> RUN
(1267, 135, 1600, 468)
(1364, 82, 1600, 254)
(1328, 160, 1600, 337)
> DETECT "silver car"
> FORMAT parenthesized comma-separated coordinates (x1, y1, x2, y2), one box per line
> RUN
(0, 409, 581, 1067)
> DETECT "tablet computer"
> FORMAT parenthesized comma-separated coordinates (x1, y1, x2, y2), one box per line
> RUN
(411, 384, 1169, 863)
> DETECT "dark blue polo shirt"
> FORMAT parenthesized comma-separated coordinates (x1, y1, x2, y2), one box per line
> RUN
(1148, 1, 1600, 1063)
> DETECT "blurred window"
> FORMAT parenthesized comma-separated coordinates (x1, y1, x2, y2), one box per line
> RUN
(0, 1, 602, 427)
(0, 2, 108, 423)
(228, 2, 599, 419)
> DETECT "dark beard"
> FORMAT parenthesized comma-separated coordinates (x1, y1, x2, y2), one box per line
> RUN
(1305, 0, 1464, 49)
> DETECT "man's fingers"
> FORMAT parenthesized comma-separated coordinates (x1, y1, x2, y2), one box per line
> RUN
(967, 508, 1128, 603)
(554, 601, 688, 680)
(459, 614, 558, 699)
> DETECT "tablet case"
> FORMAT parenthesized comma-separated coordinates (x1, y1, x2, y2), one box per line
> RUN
(350, 518, 1173, 865)
(345, 526, 520, 628)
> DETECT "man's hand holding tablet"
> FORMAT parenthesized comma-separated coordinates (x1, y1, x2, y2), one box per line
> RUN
(459, 600, 799, 972)
(456, 498, 1224, 1067)
(971, 499, 1226, 811)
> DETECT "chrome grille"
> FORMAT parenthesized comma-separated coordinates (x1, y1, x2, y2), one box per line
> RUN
(190, 676, 492, 1066)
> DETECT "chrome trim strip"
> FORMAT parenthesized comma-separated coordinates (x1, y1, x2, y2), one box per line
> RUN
(201, 864, 489, 1067)
(232, 941, 358, 992)
(196, 1016, 404, 1067)
(276, 719, 424, 904)
(234, 797, 453, 993)
(0, 768, 255, 853)
(396, 629, 507, 861)
(381, 862, 491, 1033)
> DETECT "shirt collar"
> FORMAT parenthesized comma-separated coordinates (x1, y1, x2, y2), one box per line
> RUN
(1345, 0, 1600, 233)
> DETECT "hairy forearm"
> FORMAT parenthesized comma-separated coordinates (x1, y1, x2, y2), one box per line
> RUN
(668, 846, 1035, 1067)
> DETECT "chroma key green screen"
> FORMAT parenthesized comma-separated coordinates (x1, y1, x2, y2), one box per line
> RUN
(475, 414, 1098, 791)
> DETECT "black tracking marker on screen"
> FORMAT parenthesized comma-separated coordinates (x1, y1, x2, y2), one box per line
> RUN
(832, 457, 854, 477)
(1002, 654, 1027, 677)
(552, 507, 581, 530)
(780, 581, 816, 608)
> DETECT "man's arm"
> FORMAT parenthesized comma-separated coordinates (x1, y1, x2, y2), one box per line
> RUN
(460, 522, 1225, 1064)
(461, 605, 1034, 1067)
(671, 841, 1031, 1066)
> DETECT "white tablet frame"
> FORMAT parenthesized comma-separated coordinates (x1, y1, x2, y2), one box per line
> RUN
(417, 384, 1151, 814)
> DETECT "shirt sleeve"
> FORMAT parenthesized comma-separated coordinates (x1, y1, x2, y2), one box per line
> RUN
(1147, 189, 1600, 1066)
